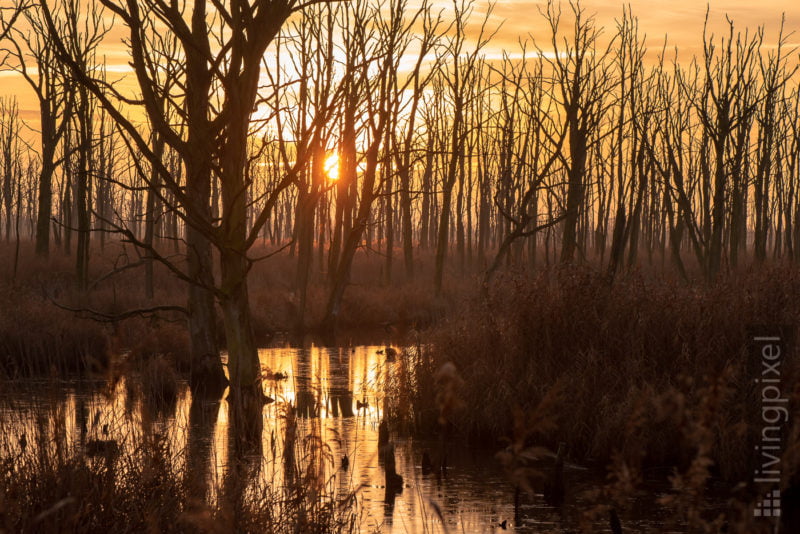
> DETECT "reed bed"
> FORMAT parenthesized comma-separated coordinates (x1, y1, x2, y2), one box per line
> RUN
(390, 264, 800, 531)
(0, 242, 453, 377)
(0, 373, 361, 534)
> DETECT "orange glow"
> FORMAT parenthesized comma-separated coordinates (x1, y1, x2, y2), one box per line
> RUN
(324, 153, 339, 181)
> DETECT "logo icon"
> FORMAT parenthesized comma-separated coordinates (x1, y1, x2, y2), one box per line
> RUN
(754, 488, 781, 518)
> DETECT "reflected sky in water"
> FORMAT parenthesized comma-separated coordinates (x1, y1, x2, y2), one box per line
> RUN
(1, 344, 711, 533)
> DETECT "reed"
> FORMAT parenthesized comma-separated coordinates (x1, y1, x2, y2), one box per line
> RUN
(0, 243, 459, 377)
(414, 265, 799, 474)
(0, 376, 360, 534)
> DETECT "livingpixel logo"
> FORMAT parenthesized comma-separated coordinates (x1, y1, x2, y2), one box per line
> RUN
(751, 328, 790, 530)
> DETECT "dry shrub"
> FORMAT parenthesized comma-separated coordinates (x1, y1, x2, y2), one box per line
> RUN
(417, 264, 800, 481)
(125, 320, 191, 371)
(0, 387, 360, 534)
(0, 286, 110, 377)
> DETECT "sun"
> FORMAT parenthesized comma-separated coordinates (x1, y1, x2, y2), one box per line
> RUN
(324, 153, 339, 181)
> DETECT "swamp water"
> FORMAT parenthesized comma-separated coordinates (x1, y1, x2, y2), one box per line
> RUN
(1, 343, 719, 532)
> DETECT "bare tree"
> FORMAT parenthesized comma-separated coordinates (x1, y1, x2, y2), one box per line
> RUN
(323, 0, 437, 329)
(42, 0, 338, 402)
(0, 97, 22, 243)
(538, 1, 615, 265)
(3, 1, 76, 257)
(483, 48, 568, 284)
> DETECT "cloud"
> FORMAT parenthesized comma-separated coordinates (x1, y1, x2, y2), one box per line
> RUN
(3, 0, 799, 143)
(475, 1, 800, 57)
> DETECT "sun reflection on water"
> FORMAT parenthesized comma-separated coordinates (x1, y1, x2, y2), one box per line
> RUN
(0, 345, 531, 532)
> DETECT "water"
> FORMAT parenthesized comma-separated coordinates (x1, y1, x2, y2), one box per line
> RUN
(0, 343, 719, 532)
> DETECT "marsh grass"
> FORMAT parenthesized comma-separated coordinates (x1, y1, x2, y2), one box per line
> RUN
(0, 242, 453, 377)
(0, 372, 361, 534)
(3, 241, 800, 531)
(393, 264, 800, 531)
(415, 265, 799, 471)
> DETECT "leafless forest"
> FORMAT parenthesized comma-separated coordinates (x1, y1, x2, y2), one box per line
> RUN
(2, 0, 799, 387)
(1, 0, 800, 532)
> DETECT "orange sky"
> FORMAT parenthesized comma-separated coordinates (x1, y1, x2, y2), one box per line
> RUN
(2, 0, 799, 138)
(485, 0, 800, 51)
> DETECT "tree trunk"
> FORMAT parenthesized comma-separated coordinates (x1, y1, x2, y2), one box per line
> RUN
(35, 119, 57, 257)
(560, 125, 587, 264)
(186, 224, 226, 395)
(144, 136, 164, 300)
(220, 250, 260, 394)
(75, 88, 92, 291)
(399, 164, 414, 281)
(434, 186, 452, 294)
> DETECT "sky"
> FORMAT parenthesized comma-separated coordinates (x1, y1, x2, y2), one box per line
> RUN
(2, 0, 800, 137)
(486, 0, 800, 51)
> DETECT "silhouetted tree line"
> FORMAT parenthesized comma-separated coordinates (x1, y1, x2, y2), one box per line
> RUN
(1, 0, 799, 394)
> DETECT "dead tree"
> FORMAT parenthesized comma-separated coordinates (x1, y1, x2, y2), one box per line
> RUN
(323, 0, 434, 329)
(0, 97, 22, 243)
(433, 0, 493, 294)
(43, 0, 339, 401)
(3, 1, 75, 257)
(539, 1, 614, 264)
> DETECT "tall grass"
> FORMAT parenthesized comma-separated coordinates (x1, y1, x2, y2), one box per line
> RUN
(0, 374, 361, 533)
(411, 265, 798, 471)
(389, 263, 799, 532)
(0, 242, 455, 376)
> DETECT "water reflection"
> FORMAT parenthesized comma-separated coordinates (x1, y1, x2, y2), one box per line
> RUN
(186, 397, 219, 506)
(0, 345, 693, 533)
